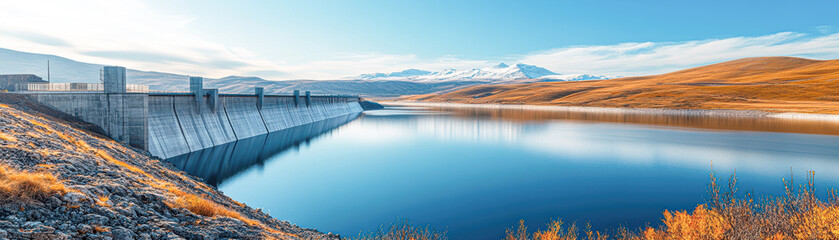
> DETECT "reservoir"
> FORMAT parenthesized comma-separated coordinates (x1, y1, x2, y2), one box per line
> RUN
(167, 105, 839, 240)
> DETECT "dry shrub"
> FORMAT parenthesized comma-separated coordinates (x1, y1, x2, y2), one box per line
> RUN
(643, 205, 727, 239)
(92, 226, 110, 233)
(96, 195, 111, 207)
(791, 205, 839, 238)
(350, 219, 447, 240)
(0, 164, 67, 203)
(176, 194, 218, 217)
(639, 170, 839, 239)
(506, 219, 608, 240)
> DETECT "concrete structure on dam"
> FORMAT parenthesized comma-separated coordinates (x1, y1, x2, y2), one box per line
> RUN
(14, 66, 363, 159)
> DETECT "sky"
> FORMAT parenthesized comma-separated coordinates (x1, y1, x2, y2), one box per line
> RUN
(0, 0, 838, 80)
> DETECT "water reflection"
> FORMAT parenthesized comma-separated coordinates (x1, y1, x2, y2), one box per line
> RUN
(166, 113, 361, 186)
(419, 105, 839, 136)
(358, 110, 839, 180)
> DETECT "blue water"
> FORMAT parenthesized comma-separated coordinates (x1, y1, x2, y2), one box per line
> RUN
(170, 106, 839, 240)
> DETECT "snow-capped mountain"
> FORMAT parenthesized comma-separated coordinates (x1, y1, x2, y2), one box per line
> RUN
(537, 74, 613, 82)
(347, 63, 611, 83)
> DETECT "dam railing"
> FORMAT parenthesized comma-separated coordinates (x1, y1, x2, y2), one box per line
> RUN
(16, 84, 359, 98)
(148, 92, 359, 98)
(19, 83, 149, 93)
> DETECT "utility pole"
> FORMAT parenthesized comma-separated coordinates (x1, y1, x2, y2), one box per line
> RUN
(47, 60, 51, 83)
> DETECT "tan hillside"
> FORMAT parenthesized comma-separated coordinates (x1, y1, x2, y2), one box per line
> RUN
(405, 57, 839, 114)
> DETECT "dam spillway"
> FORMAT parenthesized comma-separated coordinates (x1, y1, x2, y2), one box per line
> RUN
(17, 66, 363, 159)
(147, 93, 362, 159)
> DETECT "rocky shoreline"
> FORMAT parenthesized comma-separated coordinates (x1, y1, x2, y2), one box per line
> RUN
(0, 93, 338, 239)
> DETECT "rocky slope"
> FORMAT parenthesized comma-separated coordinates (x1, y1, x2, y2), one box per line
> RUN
(0, 93, 337, 239)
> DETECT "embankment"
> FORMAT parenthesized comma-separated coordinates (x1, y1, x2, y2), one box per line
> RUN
(0, 93, 337, 239)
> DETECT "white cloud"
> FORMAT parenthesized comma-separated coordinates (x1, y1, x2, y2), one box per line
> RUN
(280, 53, 492, 79)
(816, 25, 834, 34)
(519, 32, 839, 77)
(0, 0, 278, 77)
(0, 1, 837, 80)
(280, 31, 839, 79)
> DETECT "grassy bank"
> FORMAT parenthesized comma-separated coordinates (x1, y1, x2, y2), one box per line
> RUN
(356, 171, 839, 239)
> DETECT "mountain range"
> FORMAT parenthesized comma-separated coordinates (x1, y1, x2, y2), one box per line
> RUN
(348, 63, 611, 83)
(0, 47, 610, 97)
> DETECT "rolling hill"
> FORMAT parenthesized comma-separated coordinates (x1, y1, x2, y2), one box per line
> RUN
(405, 57, 839, 114)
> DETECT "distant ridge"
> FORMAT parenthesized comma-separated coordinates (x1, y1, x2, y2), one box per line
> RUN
(346, 63, 611, 83)
(407, 57, 839, 114)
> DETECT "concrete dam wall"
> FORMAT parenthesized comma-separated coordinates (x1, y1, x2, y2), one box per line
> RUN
(148, 94, 362, 159)
(28, 92, 362, 159)
(19, 67, 364, 159)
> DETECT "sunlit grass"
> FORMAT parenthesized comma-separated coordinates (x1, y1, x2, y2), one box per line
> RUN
(92, 225, 110, 233)
(96, 195, 111, 207)
(0, 164, 68, 203)
(0, 132, 15, 142)
(349, 219, 447, 240)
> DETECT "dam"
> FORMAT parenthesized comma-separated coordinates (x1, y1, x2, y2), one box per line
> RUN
(12, 66, 363, 159)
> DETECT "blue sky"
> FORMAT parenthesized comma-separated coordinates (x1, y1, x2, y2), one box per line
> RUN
(1, 0, 838, 79)
(165, 0, 839, 59)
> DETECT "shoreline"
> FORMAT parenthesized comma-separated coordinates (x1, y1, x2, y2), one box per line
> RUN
(385, 101, 839, 123)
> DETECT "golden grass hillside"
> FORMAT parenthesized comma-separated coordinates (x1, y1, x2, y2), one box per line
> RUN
(406, 57, 839, 114)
